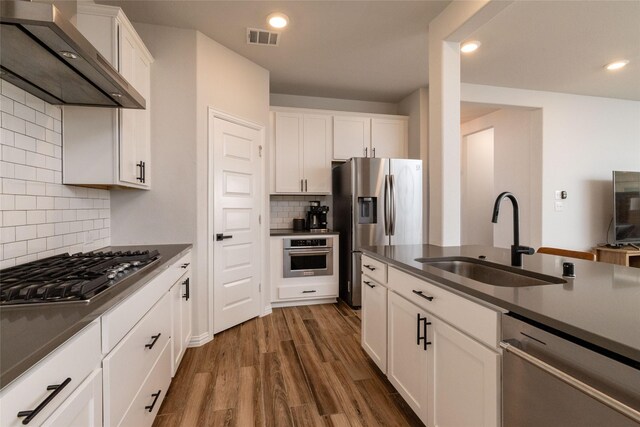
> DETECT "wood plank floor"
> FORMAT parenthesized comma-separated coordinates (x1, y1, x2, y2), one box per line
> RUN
(153, 301, 424, 427)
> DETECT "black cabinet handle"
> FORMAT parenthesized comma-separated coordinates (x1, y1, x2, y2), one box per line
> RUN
(17, 378, 72, 424)
(145, 333, 161, 350)
(136, 161, 144, 182)
(182, 278, 190, 301)
(363, 280, 375, 288)
(216, 234, 233, 241)
(416, 314, 432, 351)
(180, 263, 190, 269)
(302, 290, 317, 293)
(363, 264, 376, 271)
(145, 390, 162, 413)
(142, 161, 146, 183)
(412, 290, 434, 301)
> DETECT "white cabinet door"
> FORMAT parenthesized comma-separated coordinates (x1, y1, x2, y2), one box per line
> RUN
(274, 112, 304, 193)
(303, 114, 332, 193)
(181, 276, 192, 360)
(361, 277, 387, 372)
(170, 280, 183, 376)
(430, 317, 500, 427)
(333, 116, 371, 160)
(371, 118, 407, 159)
(42, 369, 102, 427)
(387, 292, 429, 424)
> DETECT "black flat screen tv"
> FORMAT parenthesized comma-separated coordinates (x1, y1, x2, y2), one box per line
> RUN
(613, 171, 640, 244)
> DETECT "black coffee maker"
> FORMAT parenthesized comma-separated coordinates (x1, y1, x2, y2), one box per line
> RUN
(307, 201, 329, 231)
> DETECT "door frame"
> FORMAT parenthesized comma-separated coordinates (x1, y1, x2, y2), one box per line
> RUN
(207, 107, 266, 338)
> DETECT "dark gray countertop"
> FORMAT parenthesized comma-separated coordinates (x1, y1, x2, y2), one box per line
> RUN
(0, 243, 192, 389)
(270, 229, 340, 236)
(362, 244, 640, 364)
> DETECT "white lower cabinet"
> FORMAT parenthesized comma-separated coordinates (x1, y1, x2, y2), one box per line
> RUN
(429, 317, 499, 427)
(171, 272, 192, 376)
(361, 276, 388, 373)
(387, 292, 430, 423)
(42, 369, 103, 427)
(362, 261, 501, 427)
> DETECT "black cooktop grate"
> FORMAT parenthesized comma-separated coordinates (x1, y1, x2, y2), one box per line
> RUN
(0, 250, 160, 306)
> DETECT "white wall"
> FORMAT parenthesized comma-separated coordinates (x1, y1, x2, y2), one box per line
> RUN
(461, 128, 494, 246)
(110, 23, 269, 343)
(461, 108, 543, 248)
(270, 93, 398, 115)
(462, 83, 640, 250)
(1, 81, 111, 268)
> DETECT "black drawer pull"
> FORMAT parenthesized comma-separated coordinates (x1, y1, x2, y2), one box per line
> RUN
(145, 390, 162, 413)
(182, 278, 190, 301)
(180, 263, 190, 269)
(412, 290, 434, 301)
(302, 290, 317, 293)
(17, 377, 72, 424)
(145, 333, 161, 350)
(363, 264, 376, 271)
(363, 280, 375, 288)
(136, 161, 144, 182)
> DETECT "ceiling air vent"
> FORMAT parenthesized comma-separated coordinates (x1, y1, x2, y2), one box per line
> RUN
(247, 28, 279, 46)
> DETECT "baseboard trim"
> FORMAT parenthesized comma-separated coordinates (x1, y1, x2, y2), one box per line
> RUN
(261, 305, 273, 317)
(188, 332, 212, 347)
(271, 298, 337, 308)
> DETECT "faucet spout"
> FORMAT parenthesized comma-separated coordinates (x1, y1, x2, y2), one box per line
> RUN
(491, 192, 534, 267)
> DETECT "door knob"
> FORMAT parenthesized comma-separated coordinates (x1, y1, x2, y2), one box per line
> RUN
(216, 234, 233, 241)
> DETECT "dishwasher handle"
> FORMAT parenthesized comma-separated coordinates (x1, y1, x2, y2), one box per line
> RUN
(500, 340, 640, 423)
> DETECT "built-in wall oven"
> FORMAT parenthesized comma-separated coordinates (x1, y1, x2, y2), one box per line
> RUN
(501, 314, 640, 426)
(283, 238, 333, 278)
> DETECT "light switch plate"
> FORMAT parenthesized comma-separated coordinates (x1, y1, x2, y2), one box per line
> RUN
(555, 190, 562, 200)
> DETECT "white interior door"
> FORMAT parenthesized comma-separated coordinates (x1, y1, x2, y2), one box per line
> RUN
(212, 116, 262, 334)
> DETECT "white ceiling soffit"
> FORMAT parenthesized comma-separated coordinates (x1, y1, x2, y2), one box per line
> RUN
(95, 0, 451, 103)
(462, 1, 640, 101)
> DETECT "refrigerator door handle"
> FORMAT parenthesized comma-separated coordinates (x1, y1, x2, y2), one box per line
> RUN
(389, 174, 396, 235)
(384, 175, 390, 236)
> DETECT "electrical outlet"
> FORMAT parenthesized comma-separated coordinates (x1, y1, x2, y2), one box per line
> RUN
(555, 201, 564, 211)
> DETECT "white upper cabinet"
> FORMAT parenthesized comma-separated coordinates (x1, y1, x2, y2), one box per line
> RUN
(371, 118, 408, 159)
(333, 116, 371, 160)
(63, 4, 153, 189)
(272, 111, 332, 194)
(333, 114, 408, 161)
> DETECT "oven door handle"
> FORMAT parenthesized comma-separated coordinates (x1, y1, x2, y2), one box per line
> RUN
(500, 341, 640, 423)
(285, 249, 332, 256)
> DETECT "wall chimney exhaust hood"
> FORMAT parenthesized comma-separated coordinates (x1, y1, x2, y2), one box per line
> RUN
(0, 1, 145, 109)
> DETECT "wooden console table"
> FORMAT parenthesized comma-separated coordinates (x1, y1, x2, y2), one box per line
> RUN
(594, 246, 640, 268)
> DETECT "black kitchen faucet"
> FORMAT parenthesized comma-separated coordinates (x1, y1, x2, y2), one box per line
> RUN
(491, 192, 534, 267)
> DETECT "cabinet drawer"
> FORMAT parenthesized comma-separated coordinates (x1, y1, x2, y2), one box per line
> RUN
(103, 292, 171, 427)
(0, 322, 101, 427)
(278, 282, 338, 300)
(102, 250, 191, 352)
(119, 340, 172, 427)
(362, 255, 387, 284)
(389, 267, 499, 348)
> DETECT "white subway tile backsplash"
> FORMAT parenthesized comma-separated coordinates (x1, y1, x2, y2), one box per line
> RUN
(269, 195, 333, 229)
(1, 81, 111, 266)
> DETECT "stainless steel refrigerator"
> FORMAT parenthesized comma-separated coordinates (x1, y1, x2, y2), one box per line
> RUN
(333, 158, 423, 307)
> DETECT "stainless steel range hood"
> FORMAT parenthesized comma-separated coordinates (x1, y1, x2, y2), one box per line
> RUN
(0, 1, 145, 109)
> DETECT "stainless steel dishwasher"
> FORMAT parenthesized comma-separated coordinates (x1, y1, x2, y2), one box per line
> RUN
(501, 314, 640, 426)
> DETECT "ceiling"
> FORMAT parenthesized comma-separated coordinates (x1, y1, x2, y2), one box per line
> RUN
(96, 0, 450, 103)
(96, 1, 639, 104)
(462, 1, 640, 101)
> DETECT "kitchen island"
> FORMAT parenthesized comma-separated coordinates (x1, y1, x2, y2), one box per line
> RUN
(362, 244, 640, 364)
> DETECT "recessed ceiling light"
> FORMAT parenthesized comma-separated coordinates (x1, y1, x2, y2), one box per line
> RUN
(461, 41, 481, 54)
(605, 60, 629, 71)
(267, 13, 289, 29)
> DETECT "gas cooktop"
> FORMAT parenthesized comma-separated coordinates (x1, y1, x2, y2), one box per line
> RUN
(0, 250, 160, 306)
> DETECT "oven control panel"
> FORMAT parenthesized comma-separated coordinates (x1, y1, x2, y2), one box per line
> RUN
(288, 239, 328, 247)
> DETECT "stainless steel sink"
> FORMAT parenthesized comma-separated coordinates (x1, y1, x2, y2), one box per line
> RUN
(415, 257, 566, 287)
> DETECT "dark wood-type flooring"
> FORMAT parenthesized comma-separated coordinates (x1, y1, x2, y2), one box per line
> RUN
(153, 301, 423, 426)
